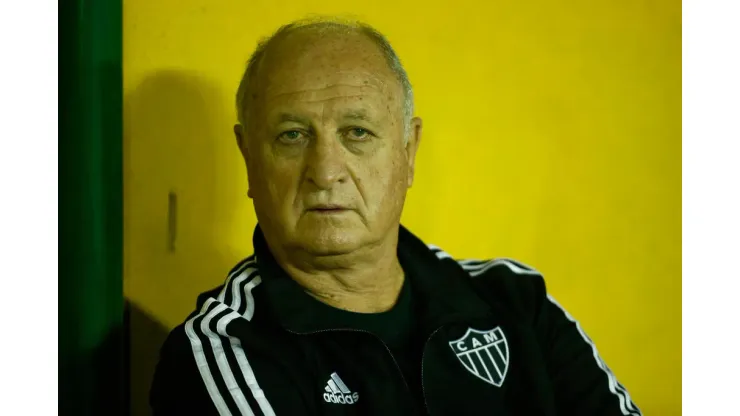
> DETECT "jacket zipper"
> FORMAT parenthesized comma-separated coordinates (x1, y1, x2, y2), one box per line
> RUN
(420, 326, 444, 416)
(286, 328, 414, 409)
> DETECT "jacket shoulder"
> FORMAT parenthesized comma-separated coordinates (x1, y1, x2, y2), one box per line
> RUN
(150, 322, 215, 414)
(192, 254, 256, 313)
(429, 245, 547, 323)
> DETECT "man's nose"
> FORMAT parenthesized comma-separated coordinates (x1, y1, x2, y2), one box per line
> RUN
(305, 133, 348, 190)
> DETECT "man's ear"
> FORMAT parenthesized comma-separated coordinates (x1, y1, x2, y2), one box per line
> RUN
(405, 117, 423, 188)
(234, 124, 249, 163)
(234, 124, 254, 198)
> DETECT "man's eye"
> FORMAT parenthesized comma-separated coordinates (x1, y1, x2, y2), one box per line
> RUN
(347, 128, 370, 140)
(278, 130, 304, 143)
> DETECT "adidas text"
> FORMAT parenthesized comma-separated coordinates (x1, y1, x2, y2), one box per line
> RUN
(324, 392, 359, 405)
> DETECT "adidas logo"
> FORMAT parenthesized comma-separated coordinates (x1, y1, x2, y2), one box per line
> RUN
(323, 372, 359, 405)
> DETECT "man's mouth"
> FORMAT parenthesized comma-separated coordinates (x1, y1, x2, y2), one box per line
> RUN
(308, 205, 349, 213)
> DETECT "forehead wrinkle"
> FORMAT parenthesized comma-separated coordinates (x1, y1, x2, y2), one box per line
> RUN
(265, 83, 392, 124)
(266, 69, 390, 84)
(265, 80, 387, 101)
(270, 105, 385, 128)
(267, 93, 374, 106)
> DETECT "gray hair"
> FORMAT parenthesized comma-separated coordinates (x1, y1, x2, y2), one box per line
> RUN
(235, 17, 414, 139)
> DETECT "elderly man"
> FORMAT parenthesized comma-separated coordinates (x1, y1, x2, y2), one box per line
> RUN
(150, 18, 641, 416)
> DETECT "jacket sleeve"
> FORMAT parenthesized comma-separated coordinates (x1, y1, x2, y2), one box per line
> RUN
(536, 293, 642, 416)
(150, 324, 219, 416)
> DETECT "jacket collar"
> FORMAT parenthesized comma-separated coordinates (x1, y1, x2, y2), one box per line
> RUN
(253, 224, 493, 335)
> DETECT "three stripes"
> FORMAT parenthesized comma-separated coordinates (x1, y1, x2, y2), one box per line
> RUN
(184, 256, 276, 416)
(324, 372, 352, 395)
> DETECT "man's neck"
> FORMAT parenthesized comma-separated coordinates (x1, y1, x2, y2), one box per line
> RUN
(270, 235, 405, 314)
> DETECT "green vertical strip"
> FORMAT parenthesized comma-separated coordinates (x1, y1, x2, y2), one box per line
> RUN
(59, 0, 124, 414)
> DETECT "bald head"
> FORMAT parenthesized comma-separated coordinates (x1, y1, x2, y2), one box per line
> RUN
(235, 18, 414, 137)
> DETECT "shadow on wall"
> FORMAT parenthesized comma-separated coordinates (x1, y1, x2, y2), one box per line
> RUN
(124, 71, 246, 415)
(126, 301, 169, 416)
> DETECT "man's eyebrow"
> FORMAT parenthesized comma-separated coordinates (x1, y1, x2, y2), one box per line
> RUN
(275, 112, 311, 124)
(340, 109, 375, 122)
(273, 110, 377, 125)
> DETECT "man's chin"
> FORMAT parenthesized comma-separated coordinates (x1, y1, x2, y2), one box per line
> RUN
(296, 229, 366, 257)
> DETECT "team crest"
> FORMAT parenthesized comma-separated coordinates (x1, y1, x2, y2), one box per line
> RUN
(448, 327, 509, 387)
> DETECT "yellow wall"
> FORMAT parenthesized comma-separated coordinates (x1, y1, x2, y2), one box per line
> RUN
(124, 1, 681, 414)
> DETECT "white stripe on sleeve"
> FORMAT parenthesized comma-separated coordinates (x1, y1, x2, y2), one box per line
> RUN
(185, 259, 276, 416)
(184, 303, 233, 416)
(464, 259, 541, 277)
(215, 308, 276, 416)
(200, 300, 255, 416)
(438, 245, 642, 416)
(547, 295, 641, 416)
(217, 258, 255, 303)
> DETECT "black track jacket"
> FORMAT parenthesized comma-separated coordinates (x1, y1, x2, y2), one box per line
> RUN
(151, 225, 641, 415)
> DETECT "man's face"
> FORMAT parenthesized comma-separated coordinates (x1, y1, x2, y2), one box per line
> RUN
(236, 30, 421, 256)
